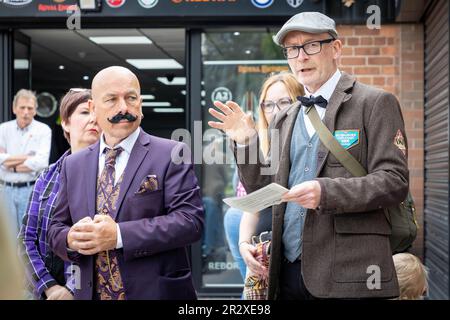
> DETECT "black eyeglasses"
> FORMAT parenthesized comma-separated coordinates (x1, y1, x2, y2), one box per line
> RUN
(283, 38, 335, 59)
(260, 97, 293, 113)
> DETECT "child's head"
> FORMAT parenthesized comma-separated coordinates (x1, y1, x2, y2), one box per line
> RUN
(393, 253, 428, 300)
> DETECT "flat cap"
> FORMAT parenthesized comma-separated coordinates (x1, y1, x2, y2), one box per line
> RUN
(273, 12, 338, 46)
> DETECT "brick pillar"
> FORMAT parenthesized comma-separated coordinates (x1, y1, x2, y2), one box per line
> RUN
(337, 24, 425, 258)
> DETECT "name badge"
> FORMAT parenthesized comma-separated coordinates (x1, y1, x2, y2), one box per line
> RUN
(334, 130, 360, 149)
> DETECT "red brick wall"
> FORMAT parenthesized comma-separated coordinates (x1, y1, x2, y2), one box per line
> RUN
(337, 24, 424, 258)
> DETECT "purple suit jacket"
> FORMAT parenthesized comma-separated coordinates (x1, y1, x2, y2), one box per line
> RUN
(48, 129, 204, 300)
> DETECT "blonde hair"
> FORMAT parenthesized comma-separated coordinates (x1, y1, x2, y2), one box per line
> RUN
(13, 89, 37, 109)
(393, 253, 428, 300)
(257, 72, 304, 157)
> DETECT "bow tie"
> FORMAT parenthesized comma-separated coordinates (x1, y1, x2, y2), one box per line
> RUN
(297, 95, 328, 108)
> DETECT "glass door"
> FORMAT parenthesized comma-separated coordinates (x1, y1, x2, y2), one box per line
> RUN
(199, 28, 287, 294)
(15, 28, 186, 163)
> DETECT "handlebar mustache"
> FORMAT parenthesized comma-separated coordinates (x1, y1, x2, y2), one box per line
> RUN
(107, 112, 138, 124)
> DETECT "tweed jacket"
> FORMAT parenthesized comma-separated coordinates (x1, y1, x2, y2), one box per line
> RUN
(234, 72, 408, 299)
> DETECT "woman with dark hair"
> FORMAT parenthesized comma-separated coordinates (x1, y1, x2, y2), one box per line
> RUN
(19, 89, 101, 300)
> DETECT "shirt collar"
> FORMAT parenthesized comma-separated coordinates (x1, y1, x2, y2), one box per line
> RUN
(16, 119, 34, 132)
(99, 127, 140, 156)
(304, 69, 342, 101)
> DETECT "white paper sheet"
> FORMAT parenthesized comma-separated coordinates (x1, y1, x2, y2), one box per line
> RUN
(223, 183, 289, 213)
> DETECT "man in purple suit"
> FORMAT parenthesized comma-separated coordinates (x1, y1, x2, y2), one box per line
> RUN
(48, 66, 204, 300)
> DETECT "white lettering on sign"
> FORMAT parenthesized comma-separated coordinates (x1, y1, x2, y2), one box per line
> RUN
(208, 261, 239, 271)
(211, 87, 232, 104)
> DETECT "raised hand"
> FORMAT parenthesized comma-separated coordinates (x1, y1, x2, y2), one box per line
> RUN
(208, 100, 257, 145)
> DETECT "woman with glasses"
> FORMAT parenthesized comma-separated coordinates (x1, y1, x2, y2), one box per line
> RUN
(19, 89, 101, 300)
(222, 72, 304, 296)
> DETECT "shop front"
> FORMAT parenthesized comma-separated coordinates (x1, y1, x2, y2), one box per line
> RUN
(0, 0, 400, 297)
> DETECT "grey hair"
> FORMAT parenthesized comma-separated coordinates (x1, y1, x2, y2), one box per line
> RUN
(13, 89, 37, 108)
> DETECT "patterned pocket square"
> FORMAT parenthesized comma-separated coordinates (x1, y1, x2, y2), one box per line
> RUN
(136, 175, 158, 194)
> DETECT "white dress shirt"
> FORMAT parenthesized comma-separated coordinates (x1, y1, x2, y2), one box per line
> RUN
(98, 127, 140, 186)
(0, 119, 52, 182)
(97, 127, 140, 249)
(302, 69, 342, 138)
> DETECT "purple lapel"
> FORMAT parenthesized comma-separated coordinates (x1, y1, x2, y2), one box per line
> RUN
(85, 141, 100, 219)
(112, 129, 151, 220)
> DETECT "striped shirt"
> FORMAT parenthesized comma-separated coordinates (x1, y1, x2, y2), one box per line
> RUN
(19, 150, 75, 299)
